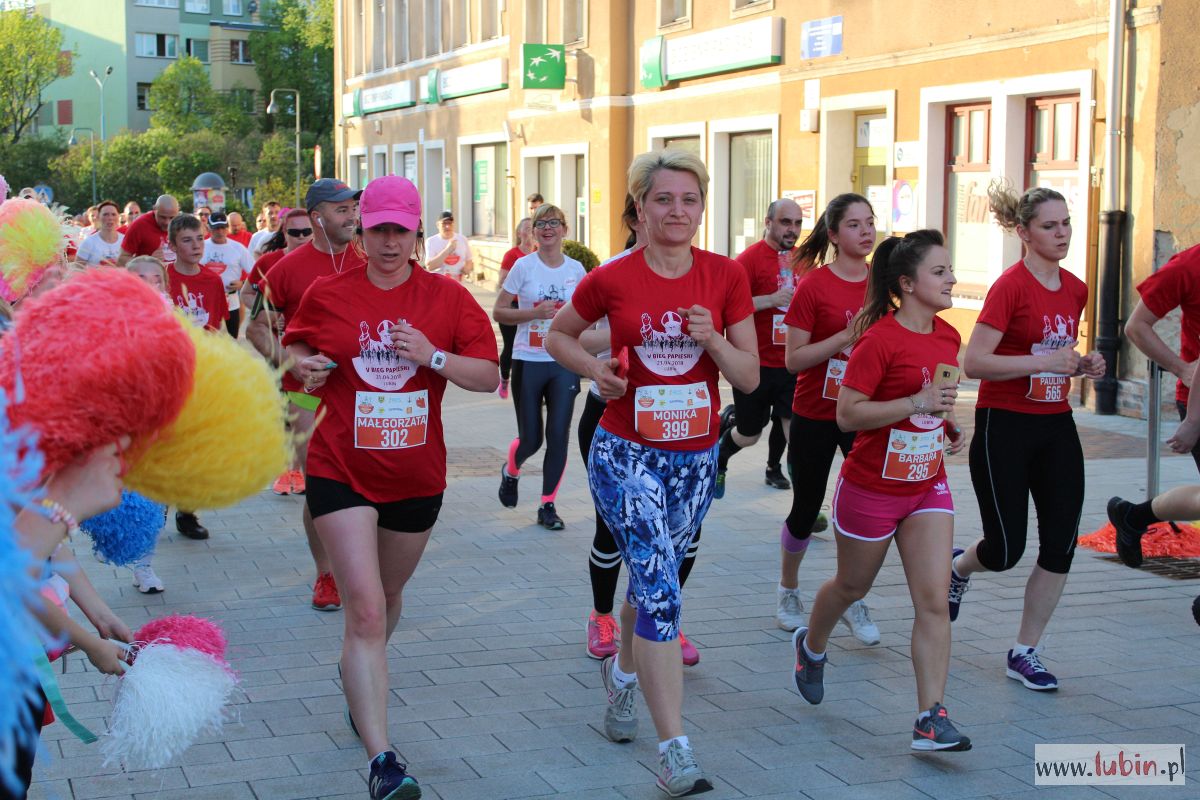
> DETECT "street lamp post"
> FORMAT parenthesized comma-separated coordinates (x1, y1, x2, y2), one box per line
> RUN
(88, 65, 113, 141)
(68, 127, 97, 205)
(266, 88, 301, 208)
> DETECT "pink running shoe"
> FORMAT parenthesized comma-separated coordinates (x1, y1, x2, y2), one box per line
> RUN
(587, 611, 619, 659)
(679, 631, 699, 666)
(498, 378, 510, 399)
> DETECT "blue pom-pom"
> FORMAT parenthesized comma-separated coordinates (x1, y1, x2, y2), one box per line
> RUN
(80, 490, 166, 566)
(0, 388, 49, 794)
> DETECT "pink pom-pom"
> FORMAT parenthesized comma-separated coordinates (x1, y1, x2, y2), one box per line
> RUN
(133, 615, 227, 661)
(0, 269, 197, 475)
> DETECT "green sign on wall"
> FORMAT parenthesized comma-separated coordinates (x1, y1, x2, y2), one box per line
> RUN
(473, 160, 490, 202)
(639, 37, 666, 89)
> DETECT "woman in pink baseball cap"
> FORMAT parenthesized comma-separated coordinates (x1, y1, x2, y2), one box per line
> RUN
(283, 175, 500, 800)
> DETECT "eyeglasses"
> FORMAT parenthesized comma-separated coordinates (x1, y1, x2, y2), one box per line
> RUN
(286, 227, 314, 237)
(533, 219, 563, 229)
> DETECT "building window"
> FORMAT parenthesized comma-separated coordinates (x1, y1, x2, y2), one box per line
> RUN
(135, 32, 179, 58)
(944, 102, 992, 288)
(350, 154, 368, 190)
(136, 82, 153, 110)
(392, 0, 409, 62)
(227, 88, 255, 113)
(136, 0, 179, 7)
(1027, 94, 1083, 277)
(658, 0, 690, 27)
(470, 143, 508, 238)
(424, 0, 441, 57)
(481, 0, 501, 40)
(372, 0, 386, 70)
(185, 0, 209, 11)
(56, 99, 73, 126)
(563, 0, 585, 44)
(186, 38, 209, 61)
(223, 0, 243, 15)
(732, 0, 770, 10)
(450, 0, 469, 48)
(229, 39, 252, 64)
(662, 136, 702, 156)
(526, 0, 546, 44)
(727, 130, 771, 255)
(399, 151, 418, 184)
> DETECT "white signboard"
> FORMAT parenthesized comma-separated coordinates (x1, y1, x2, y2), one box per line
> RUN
(361, 81, 415, 114)
(663, 16, 783, 81)
(439, 58, 508, 101)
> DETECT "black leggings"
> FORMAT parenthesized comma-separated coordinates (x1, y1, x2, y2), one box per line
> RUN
(225, 307, 240, 338)
(578, 391, 701, 614)
(969, 408, 1084, 575)
(512, 359, 580, 498)
(785, 414, 856, 538)
(499, 322, 516, 381)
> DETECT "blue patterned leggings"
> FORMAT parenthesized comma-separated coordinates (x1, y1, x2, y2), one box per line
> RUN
(587, 428, 717, 642)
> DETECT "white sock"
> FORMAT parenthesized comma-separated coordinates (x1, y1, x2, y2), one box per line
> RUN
(369, 750, 388, 768)
(1013, 641, 1037, 654)
(658, 735, 690, 755)
(778, 584, 797, 595)
(917, 710, 932, 723)
(802, 635, 825, 662)
(951, 555, 965, 578)
(612, 661, 637, 688)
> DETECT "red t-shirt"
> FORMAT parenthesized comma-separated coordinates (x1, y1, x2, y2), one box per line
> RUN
(976, 262, 1089, 414)
(168, 264, 229, 332)
(735, 239, 796, 368)
(281, 265, 499, 503)
(248, 248, 286, 289)
(121, 213, 172, 263)
(262, 242, 368, 392)
(229, 230, 253, 248)
(571, 247, 754, 451)
(839, 314, 961, 496)
(784, 266, 867, 421)
(500, 246, 525, 273)
(1136, 243, 1200, 404)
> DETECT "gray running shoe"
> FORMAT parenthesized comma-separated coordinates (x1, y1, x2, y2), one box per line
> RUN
(776, 588, 804, 632)
(656, 739, 712, 797)
(791, 627, 825, 704)
(840, 599, 880, 645)
(600, 655, 638, 743)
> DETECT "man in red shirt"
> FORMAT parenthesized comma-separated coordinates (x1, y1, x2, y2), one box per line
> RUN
(246, 178, 364, 612)
(227, 212, 254, 248)
(117, 194, 179, 267)
(715, 198, 803, 495)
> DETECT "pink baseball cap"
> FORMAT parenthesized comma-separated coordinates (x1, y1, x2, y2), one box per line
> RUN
(360, 176, 421, 231)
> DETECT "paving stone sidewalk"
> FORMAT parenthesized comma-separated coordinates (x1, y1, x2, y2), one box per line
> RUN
(30, 282, 1200, 799)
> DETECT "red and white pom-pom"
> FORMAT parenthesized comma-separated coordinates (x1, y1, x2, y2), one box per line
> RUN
(132, 614, 227, 661)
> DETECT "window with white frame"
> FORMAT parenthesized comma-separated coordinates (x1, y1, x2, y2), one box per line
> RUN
(563, 0, 586, 44)
(185, 0, 209, 11)
(727, 131, 771, 255)
(399, 151, 418, 184)
(392, 0, 409, 63)
(481, 0, 501, 39)
(372, 0, 386, 70)
(349, 154, 368, 190)
(223, 0, 243, 15)
(1027, 94, 1083, 278)
(526, 0, 546, 43)
(470, 143, 509, 237)
(135, 33, 178, 58)
(136, 82, 153, 111)
(186, 38, 209, 61)
(424, 0, 441, 57)
(373, 150, 388, 179)
(450, 0, 469, 48)
(229, 39, 252, 64)
(944, 102, 992, 288)
(732, 0, 770, 10)
(658, 0, 689, 27)
(136, 0, 178, 7)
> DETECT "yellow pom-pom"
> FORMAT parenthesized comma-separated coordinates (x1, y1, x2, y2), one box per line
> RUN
(124, 322, 290, 510)
(0, 198, 65, 301)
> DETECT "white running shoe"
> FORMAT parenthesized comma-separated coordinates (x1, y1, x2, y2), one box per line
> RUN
(776, 588, 804, 631)
(840, 600, 880, 645)
(132, 564, 164, 594)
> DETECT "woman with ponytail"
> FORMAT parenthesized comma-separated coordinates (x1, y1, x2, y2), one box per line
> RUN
(791, 229, 972, 753)
(777, 193, 880, 644)
(947, 183, 1104, 693)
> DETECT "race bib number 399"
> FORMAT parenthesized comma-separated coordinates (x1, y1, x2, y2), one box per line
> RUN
(354, 390, 429, 449)
(634, 382, 712, 442)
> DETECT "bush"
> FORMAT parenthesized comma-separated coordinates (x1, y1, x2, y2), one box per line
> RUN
(563, 239, 599, 272)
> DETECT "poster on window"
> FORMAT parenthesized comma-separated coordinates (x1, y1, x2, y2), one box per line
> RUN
(783, 190, 817, 223)
(891, 180, 918, 232)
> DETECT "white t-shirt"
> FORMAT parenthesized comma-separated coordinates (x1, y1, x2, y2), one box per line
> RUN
(249, 228, 276, 257)
(428, 232, 473, 277)
(76, 232, 124, 265)
(502, 252, 587, 363)
(203, 237, 254, 310)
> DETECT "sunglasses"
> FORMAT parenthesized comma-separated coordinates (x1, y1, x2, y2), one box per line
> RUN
(286, 227, 314, 237)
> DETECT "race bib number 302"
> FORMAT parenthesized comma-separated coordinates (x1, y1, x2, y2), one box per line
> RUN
(634, 382, 712, 442)
(354, 390, 429, 449)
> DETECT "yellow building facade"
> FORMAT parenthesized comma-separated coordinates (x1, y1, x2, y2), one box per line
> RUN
(335, 0, 1194, 416)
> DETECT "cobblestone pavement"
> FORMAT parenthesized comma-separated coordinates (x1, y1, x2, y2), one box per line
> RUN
(30, 282, 1200, 799)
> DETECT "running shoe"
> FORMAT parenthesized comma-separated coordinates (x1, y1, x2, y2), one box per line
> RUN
(657, 739, 713, 797)
(498, 378, 510, 399)
(948, 547, 971, 622)
(367, 751, 421, 800)
(776, 588, 804, 632)
(713, 470, 727, 500)
(911, 703, 972, 752)
(791, 627, 825, 704)
(586, 611, 619, 660)
(1194, 595, 1200, 627)
(1006, 646, 1058, 691)
(271, 472, 291, 495)
(679, 631, 699, 666)
(840, 600, 880, 645)
(498, 466, 519, 508)
(600, 655, 638, 743)
(811, 512, 829, 534)
(764, 465, 790, 490)
(537, 502, 565, 530)
(175, 511, 209, 540)
(1107, 496, 1146, 569)
(289, 469, 306, 495)
(132, 564, 164, 594)
(312, 572, 342, 611)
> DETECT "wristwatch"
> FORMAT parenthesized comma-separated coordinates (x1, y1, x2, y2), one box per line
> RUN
(430, 350, 448, 371)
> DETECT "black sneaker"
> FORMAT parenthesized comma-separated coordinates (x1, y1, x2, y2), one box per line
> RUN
(791, 627, 825, 704)
(368, 751, 421, 800)
(175, 511, 209, 540)
(1107, 496, 1146, 568)
(764, 465, 790, 490)
(498, 466, 519, 508)
(911, 703, 972, 751)
(537, 502, 565, 530)
(1192, 595, 1200, 627)
(718, 404, 737, 438)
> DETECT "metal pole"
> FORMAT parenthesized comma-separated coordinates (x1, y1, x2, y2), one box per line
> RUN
(1147, 360, 1161, 500)
(294, 92, 302, 209)
(89, 133, 96, 205)
(99, 82, 106, 141)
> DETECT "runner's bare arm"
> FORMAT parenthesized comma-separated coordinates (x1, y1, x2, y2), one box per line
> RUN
(548, 303, 627, 399)
(836, 383, 957, 432)
(785, 325, 855, 374)
(963, 322, 1079, 381)
(1126, 301, 1194, 385)
(246, 302, 284, 367)
(493, 290, 555, 324)
(579, 327, 611, 355)
(690, 310, 759, 394)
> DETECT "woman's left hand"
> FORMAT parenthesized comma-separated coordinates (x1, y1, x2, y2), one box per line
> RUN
(389, 320, 436, 366)
(680, 305, 716, 347)
(945, 419, 967, 456)
(1077, 351, 1106, 380)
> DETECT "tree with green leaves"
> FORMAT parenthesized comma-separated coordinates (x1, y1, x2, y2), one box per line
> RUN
(251, 0, 334, 145)
(0, 10, 68, 143)
(148, 56, 253, 138)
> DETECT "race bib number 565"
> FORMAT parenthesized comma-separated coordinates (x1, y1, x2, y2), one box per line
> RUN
(354, 391, 429, 449)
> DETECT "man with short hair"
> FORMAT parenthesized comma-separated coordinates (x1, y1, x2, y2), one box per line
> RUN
(118, 194, 180, 267)
(246, 179, 365, 612)
(427, 210, 474, 281)
(227, 211, 253, 248)
(527, 192, 544, 216)
(204, 211, 254, 337)
(121, 201, 142, 229)
(249, 200, 283, 256)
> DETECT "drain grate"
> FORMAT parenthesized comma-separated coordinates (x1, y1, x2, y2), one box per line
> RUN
(1101, 555, 1200, 580)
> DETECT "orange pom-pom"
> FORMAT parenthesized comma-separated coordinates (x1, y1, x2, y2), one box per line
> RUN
(0, 269, 196, 475)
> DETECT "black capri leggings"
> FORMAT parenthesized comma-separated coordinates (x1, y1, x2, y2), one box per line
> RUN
(785, 414, 856, 538)
(512, 359, 580, 497)
(969, 408, 1084, 575)
(499, 322, 517, 381)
